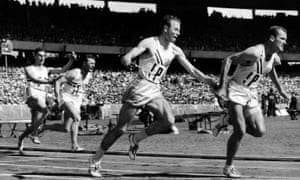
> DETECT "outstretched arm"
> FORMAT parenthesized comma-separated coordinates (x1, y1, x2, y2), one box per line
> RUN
(218, 56, 232, 89)
(269, 67, 289, 99)
(175, 48, 217, 88)
(49, 52, 76, 74)
(25, 66, 53, 84)
(121, 46, 146, 70)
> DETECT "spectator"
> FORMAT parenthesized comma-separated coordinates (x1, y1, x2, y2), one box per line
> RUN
(261, 91, 268, 116)
(267, 88, 277, 117)
(289, 92, 299, 120)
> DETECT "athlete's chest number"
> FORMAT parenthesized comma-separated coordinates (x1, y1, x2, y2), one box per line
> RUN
(71, 84, 81, 95)
(244, 72, 260, 86)
(149, 63, 165, 81)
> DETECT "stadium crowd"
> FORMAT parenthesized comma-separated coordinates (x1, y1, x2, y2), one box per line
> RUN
(0, 66, 297, 105)
(1, 0, 300, 52)
(0, 0, 299, 106)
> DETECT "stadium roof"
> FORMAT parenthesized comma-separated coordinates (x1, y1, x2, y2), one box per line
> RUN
(99, 0, 300, 11)
(204, 0, 300, 10)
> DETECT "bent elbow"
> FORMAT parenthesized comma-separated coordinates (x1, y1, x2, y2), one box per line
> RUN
(121, 56, 132, 67)
(223, 57, 232, 64)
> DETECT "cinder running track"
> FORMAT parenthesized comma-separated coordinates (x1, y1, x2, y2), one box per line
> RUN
(0, 146, 299, 180)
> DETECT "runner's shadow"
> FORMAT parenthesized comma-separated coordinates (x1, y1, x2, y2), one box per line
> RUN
(14, 172, 89, 179)
(0, 150, 15, 157)
(11, 153, 44, 157)
(117, 172, 224, 178)
(0, 151, 43, 158)
(14, 172, 225, 179)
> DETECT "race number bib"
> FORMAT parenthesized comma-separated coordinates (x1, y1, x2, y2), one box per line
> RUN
(242, 72, 261, 87)
(147, 63, 166, 83)
(139, 56, 167, 83)
(71, 83, 82, 96)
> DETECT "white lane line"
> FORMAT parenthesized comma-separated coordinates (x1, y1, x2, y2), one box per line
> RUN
(0, 163, 298, 180)
(1, 155, 300, 170)
(0, 171, 297, 180)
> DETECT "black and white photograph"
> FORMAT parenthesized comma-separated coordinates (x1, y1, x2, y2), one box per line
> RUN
(0, 0, 299, 179)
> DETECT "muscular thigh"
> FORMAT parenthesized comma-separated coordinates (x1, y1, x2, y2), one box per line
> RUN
(27, 96, 47, 112)
(63, 101, 81, 121)
(117, 103, 139, 131)
(228, 102, 246, 133)
(244, 106, 265, 132)
(147, 97, 174, 124)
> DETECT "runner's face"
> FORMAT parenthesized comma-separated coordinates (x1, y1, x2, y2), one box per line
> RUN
(35, 51, 46, 65)
(273, 29, 287, 52)
(166, 20, 181, 43)
(85, 58, 96, 72)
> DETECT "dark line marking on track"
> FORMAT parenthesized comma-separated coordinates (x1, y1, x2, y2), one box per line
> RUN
(1, 146, 300, 162)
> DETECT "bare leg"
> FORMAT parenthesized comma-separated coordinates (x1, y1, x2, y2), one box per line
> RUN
(31, 110, 48, 137)
(19, 109, 47, 141)
(226, 102, 246, 166)
(92, 103, 137, 163)
(18, 107, 47, 152)
(244, 107, 266, 137)
(0, 125, 3, 138)
(63, 102, 82, 150)
(135, 98, 175, 143)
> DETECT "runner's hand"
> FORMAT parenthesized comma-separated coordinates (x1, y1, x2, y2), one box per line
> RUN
(214, 85, 228, 101)
(65, 51, 77, 61)
(128, 63, 139, 71)
(47, 77, 56, 84)
(55, 98, 64, 110)
(205, 78, 218, 91)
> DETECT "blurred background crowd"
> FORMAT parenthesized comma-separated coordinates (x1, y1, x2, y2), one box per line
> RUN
(0, 67, 298, 106)
(0, 0, 300, 107)
(1, 0, 300, 52)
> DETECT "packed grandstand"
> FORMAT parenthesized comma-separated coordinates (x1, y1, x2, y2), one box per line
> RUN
(0, 0, 299, 106)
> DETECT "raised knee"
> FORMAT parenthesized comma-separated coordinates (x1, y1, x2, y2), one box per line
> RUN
(70, 113, 81, 122)
(254, 129, 265, 137)
(64, 127, 71, 132)
(100, 127, 125, 151)
(41, 107, 49, 114)
(233, 128, 246, 138)
(112, 127, 126, 136)
(160, 121, 174, 134)
(73, 117, 80, 122)
(160, 120, 172, 130)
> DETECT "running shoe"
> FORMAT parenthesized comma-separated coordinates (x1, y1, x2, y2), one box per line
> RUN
(171, 125, 180, 135)
(128, 134, 139, 160)
(88, 159, 102, 177)
(223, 165, 241, 178)
(30, 136, 41, 144)
(212, 114, 229, 137)
(72, 146, 85, 152)
(18, 136, 24, 155)
(212, 124, 228, 137)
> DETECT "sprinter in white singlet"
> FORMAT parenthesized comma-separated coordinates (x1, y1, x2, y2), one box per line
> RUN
(215, 26, 290, 178)
(44, 55, 95, 151)
(18, 48, 75, 154)
(88, 15, 218, 177)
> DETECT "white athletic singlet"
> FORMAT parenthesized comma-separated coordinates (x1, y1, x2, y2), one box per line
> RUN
(228, 44, 279, 107)
(62, 69, 91, 98)
(26, 66, 49, 92)
(138, 37, 176, 84)
(123, 37, 178, 106)
(231, 44, 276, 88)
(25, 66, 49, 103)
